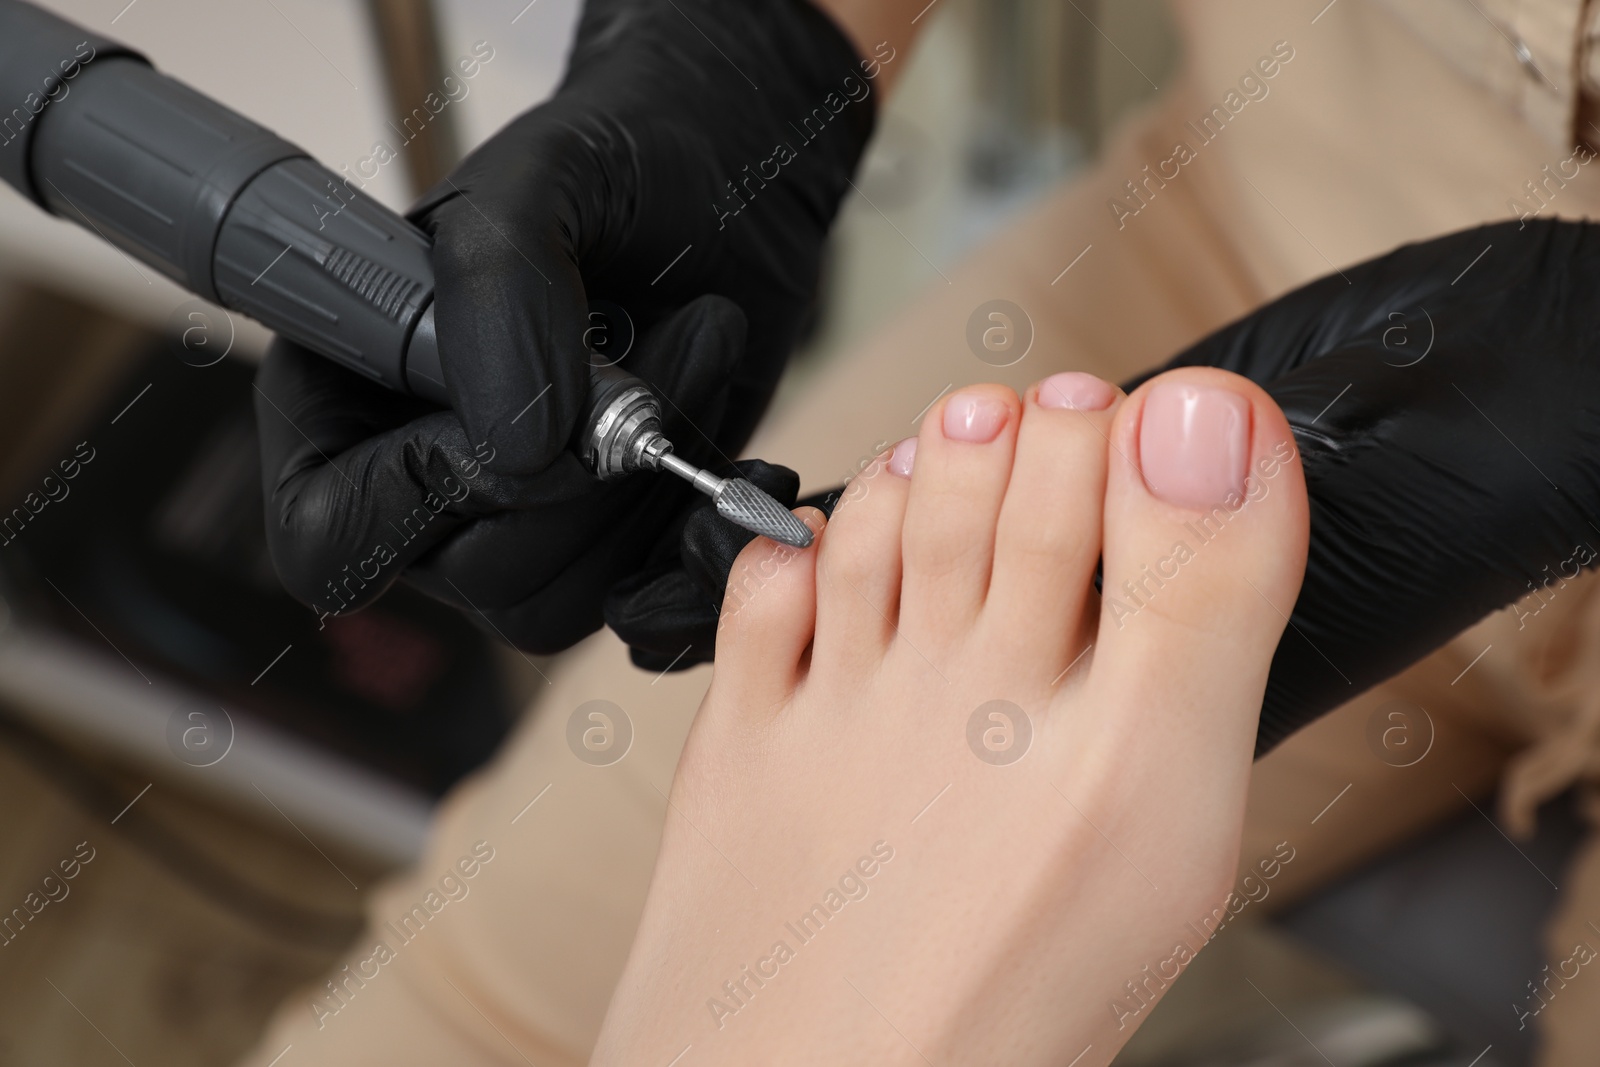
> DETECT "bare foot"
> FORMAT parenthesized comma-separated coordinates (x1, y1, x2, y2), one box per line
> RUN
(592, 367, 1309, 1066)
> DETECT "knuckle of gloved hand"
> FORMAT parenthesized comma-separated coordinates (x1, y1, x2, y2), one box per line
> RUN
(404, 426, 493, 512)
(458, 417, 574, 484)
(265, 511, 380, 611)
(503, 406, 576, 472)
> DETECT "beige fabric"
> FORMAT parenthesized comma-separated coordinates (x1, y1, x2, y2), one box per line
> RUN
(1375, 0, 1586, 149)
(1472, 578, 1600, 836)
(239, 2, 1600, 1064)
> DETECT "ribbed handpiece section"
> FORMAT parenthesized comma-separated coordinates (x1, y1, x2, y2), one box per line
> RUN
(715, 479, 813, 548)
(323, 247, 424, 321)
(212, 157, 435, 391)
(12, 3, 439, 397)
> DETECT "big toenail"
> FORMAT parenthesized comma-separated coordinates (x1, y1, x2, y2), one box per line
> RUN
(888, 436, 918, 477)
(943, 391, 1009, 442)
(1138, 381, 1249, 509)
(1037, 372, 1115, 411)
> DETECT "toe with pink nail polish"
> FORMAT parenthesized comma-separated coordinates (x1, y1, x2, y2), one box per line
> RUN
(943, 391, 1010, 442)
(1037, 372, 1116, 412)
(1138, 380, 1250, 510)
(888, 437, 918, 478)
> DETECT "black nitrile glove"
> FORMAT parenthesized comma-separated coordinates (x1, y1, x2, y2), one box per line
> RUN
(257, 296, 751, 649)
(609, 473, 834, 669)
(609, 460, 806, 671)
(611, 219, 1600, 755)
(257, 0, 879, 651)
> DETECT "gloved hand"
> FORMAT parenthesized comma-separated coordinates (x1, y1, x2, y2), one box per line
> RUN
(611, 219, 1600, 754)
(257, 0, 879, 651)
(258, 296, 766, 649)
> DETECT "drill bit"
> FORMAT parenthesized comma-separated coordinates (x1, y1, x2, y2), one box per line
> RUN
(580, 365, 814, 549)
(656, 452, 815, 548)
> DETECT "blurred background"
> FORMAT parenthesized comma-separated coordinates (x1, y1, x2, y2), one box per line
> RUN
(0, 1, 1570, 1064)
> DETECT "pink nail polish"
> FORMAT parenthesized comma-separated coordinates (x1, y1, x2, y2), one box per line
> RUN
(888, 436, 917, 478)
(942, 391, 1009, 442)
(1138, 381, 1250, 509)
(1037, 372, 1115, 411)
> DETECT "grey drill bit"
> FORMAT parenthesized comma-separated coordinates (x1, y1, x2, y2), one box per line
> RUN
(579, 365, 815, 549)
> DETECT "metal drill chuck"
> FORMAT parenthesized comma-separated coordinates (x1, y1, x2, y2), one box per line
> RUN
(578, 364, 814, 549)
(582, 373, 668, 480)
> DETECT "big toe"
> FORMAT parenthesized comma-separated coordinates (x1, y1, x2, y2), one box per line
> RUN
(1090, 368, 1310, 764)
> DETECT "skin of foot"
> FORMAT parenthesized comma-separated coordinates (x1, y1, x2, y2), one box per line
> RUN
(590, 366, 1309, 1066)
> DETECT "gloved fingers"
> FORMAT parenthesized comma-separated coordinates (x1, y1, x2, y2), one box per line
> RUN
(407, 504, 651, 654)
(414, 156, 593, 479)
(408, 452, 701, 652)
(402, 488, 638, 612)
(606, 462, 816, 669)
(301, 0, 878, 659)
(409, 458, 799, 657)
(1123, 220, 1533, 391)
(475, 511, 691, 657)
(254, 340, 482, 613)
(676, 459, 802, 595)
(254, 335, 439, 454)
(1156, 218, 1600, 752)
(1252, 324, 1600, 752)
(612, 569, 721, 670)
(394, 297, 754, 643)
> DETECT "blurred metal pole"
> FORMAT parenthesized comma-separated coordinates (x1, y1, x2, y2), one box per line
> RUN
(964, 0, 1177, 192)
(364, 0, 462, 197)
(966, 0, 1097, 191)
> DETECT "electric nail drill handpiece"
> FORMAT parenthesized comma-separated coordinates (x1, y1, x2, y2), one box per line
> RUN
(0, 0, 812, 549)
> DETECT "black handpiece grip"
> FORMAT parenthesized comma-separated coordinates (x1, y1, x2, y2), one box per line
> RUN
(0, 0, 449, 402)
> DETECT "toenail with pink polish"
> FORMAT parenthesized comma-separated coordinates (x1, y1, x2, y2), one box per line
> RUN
(1038, 372, 1115, 411)
(943, 391, 1010, 442)
(888, 436, 918, 478)
(1138, 381, 1249, 509)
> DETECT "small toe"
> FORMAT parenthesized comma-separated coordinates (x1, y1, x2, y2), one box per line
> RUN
(981, 372, 1122, 680)
(814, 442, 914, 673)
(899, 385, 1022, 649)
(710, 508, 827, 715)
